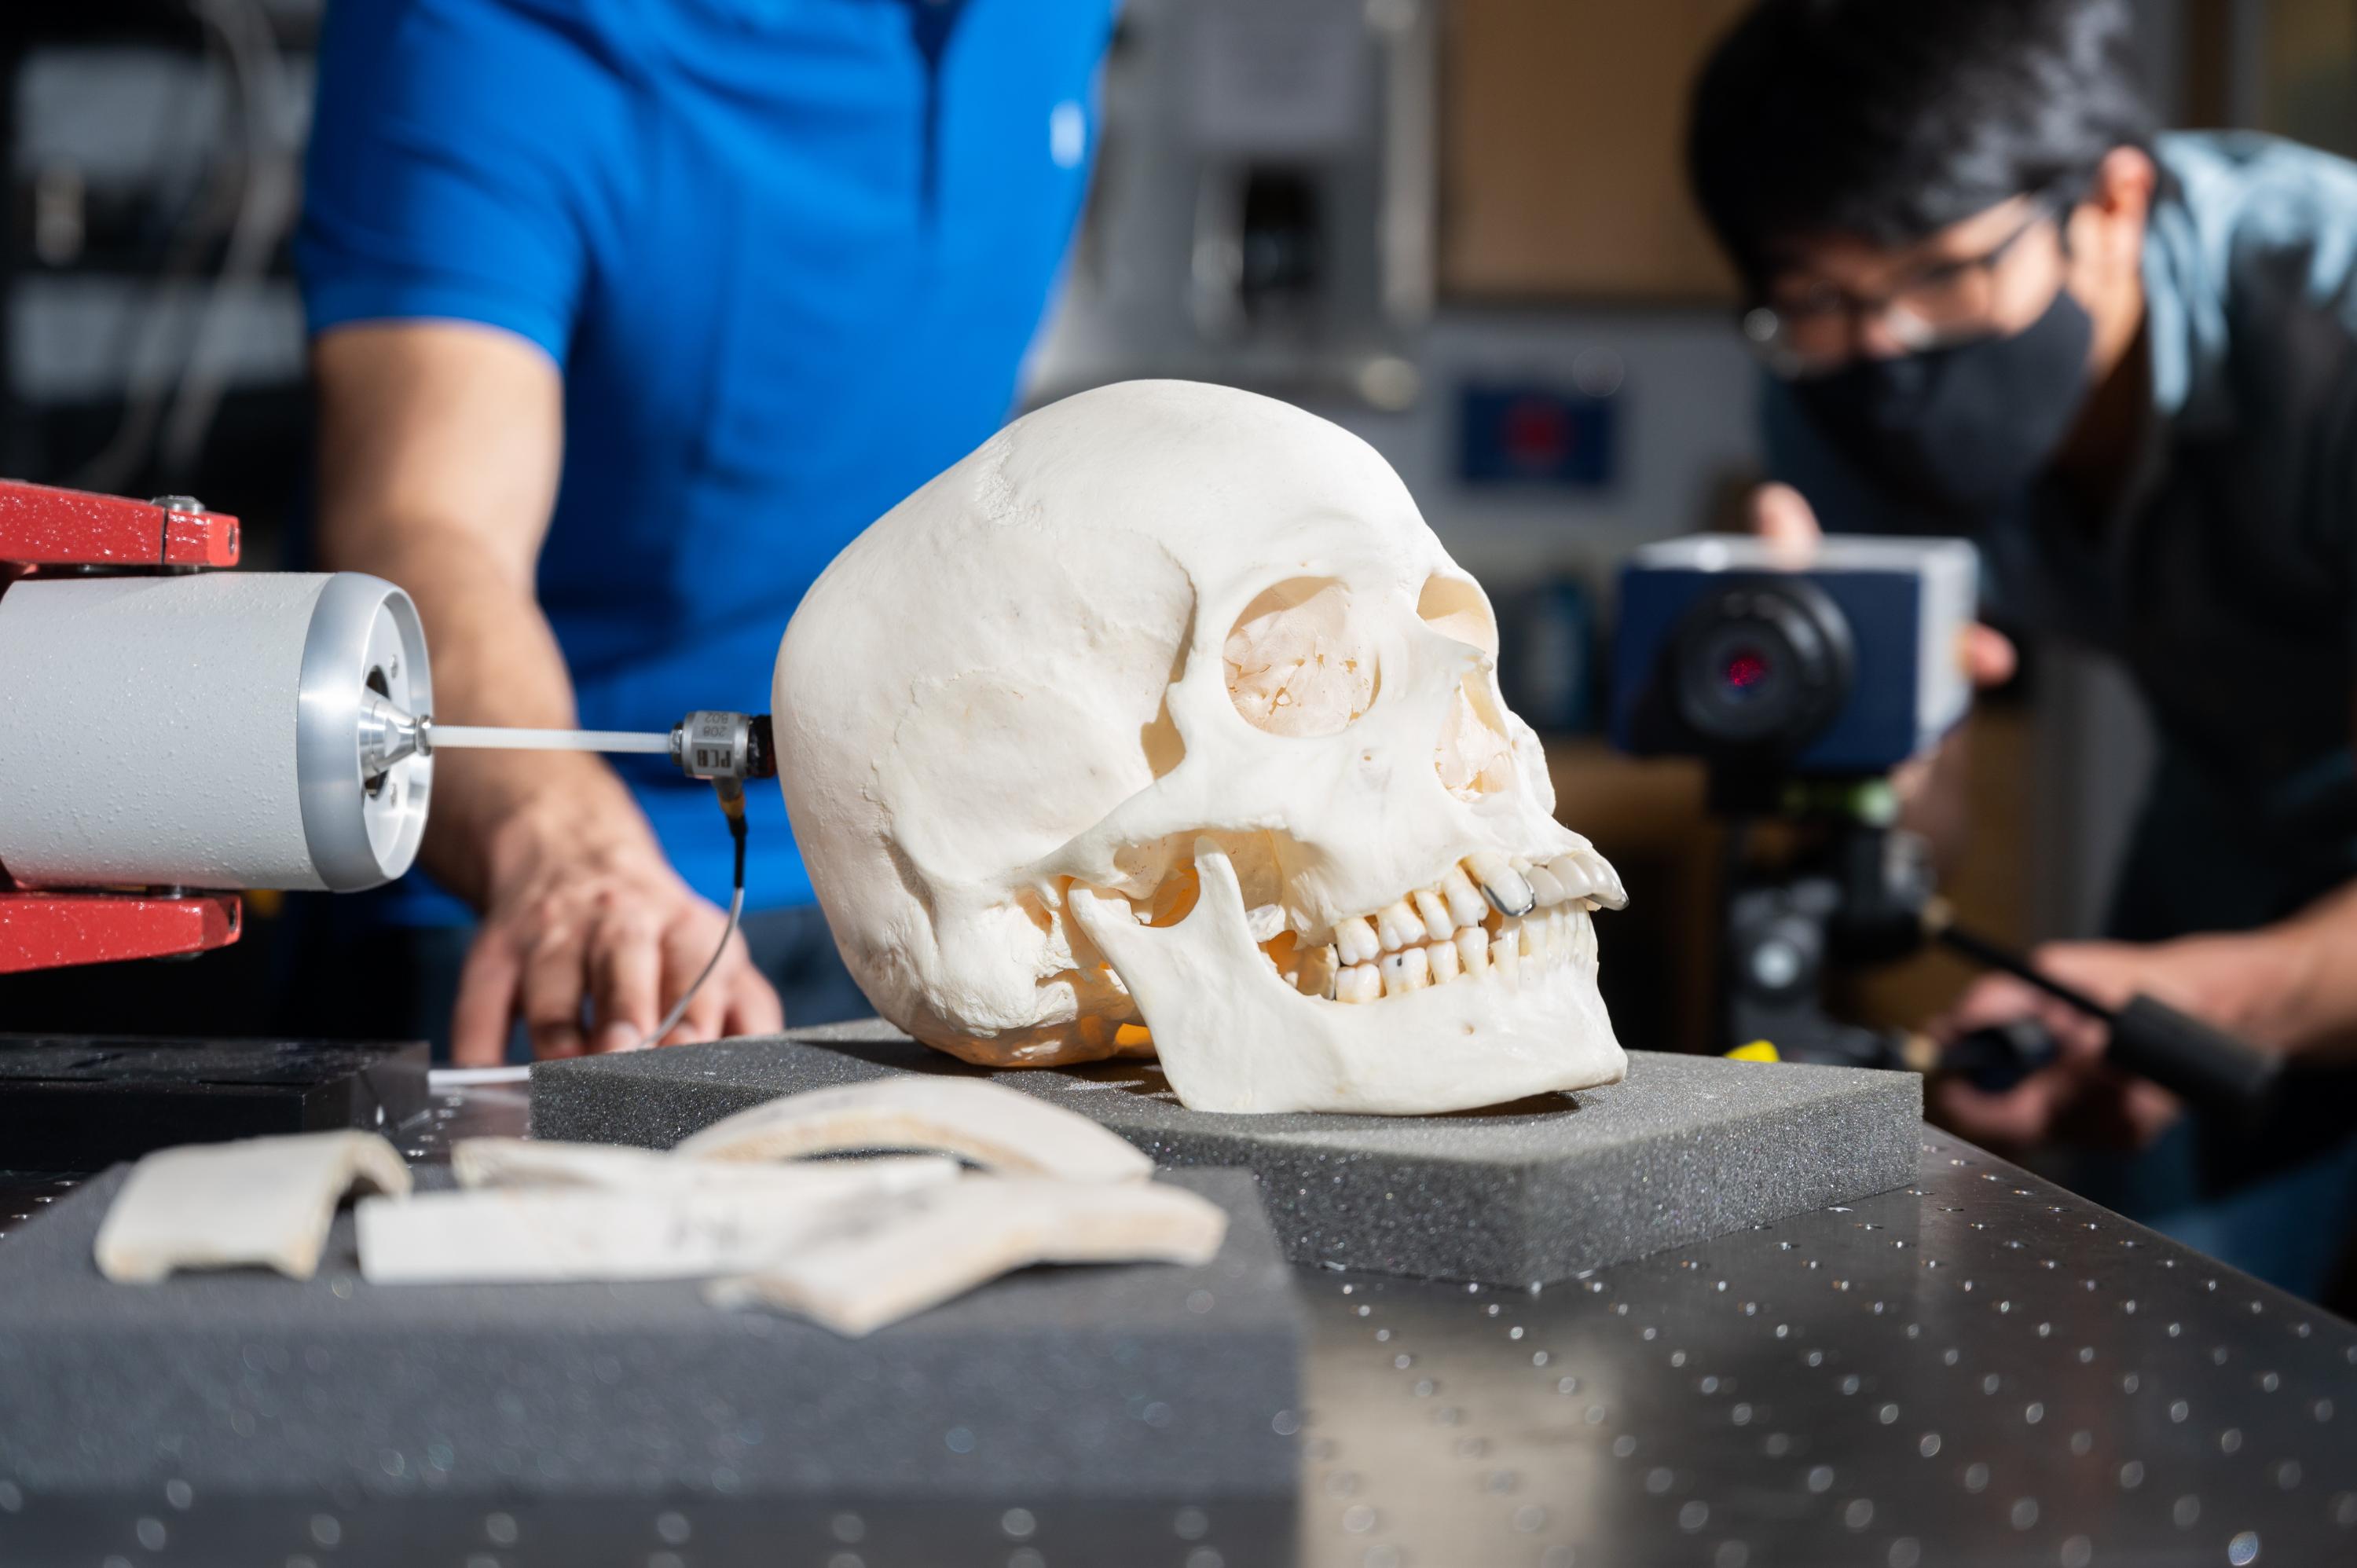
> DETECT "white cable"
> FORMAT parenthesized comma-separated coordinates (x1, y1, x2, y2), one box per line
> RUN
(428, 725, 674, 755)
(640, 884, 746, 1050)
(428, 1065, 533, 1089)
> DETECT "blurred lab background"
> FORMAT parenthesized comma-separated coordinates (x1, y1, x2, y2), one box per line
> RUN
(0, 0, 2344, 1057)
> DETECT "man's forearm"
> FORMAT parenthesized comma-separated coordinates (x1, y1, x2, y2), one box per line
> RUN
(2242, 882, 2357, 1064)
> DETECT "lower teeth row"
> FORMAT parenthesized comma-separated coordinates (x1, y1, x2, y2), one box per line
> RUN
(1328, 907, 1585, 1004)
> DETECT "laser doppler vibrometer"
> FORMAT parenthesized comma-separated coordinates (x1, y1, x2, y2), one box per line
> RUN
(1611, 533, 2279, 1118)
(1612, 534, 1978, 777)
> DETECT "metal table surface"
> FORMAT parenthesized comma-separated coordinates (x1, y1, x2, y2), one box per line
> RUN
(4, 1083, 2355, 1568)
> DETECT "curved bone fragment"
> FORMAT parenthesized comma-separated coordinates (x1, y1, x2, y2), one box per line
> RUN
(707, 1177, 1227, 1337)
(357, 1183, 917, 1284)
(450, 1138, 956, 1196)
(673, 1077, 1153, 1185)
(94, 1130, 411, 1284)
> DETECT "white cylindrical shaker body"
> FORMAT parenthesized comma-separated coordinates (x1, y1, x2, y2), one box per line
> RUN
(0, 572, 434, 892)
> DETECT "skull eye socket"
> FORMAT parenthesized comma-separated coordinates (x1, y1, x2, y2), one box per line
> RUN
(1223, 577, 1379, 737)
(1417, 573, 1498, 656)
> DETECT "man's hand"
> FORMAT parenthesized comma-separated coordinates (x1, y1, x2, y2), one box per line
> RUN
(1930, 941, 2185, 1153)
(451, 788, 782, 1064)
(1926, 931, 2316, 1152)
(1747, 479, 1826, 551)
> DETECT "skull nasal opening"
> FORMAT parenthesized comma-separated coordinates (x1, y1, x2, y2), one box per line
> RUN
(1223, 577, 1379, 737)
(1417, 573, 1516, 800)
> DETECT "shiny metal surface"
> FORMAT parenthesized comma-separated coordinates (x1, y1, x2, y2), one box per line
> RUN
(1292, 1130, 2357, 1567)
(5, 1099, 2352, 1566)
(294, 571, 433, 891)
(0, 1173, 79, 1240)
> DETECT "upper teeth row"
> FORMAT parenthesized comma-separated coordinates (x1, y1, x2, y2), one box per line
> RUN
(1330, 852, 1606, 967)
(1330, 906, 1588, 1003)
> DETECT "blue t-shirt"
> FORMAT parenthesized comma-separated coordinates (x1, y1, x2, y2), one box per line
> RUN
(298, 0, 1113, 919)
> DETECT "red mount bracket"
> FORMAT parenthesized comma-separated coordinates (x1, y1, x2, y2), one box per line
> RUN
(0, 890, 244, 975)
(0, 478, 246, 973)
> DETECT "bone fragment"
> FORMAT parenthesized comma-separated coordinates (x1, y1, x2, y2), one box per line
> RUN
(450, 1138, 955, 1196)
(94, 1130, 411, 1284)
(707, 1177, 1227, 1336)
(673, 1077, 1153, 1184)
(357, 1185, 914, 1284)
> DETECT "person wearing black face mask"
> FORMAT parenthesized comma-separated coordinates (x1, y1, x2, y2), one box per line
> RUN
(1776, 178, 2101, 516)
(1688, 0, 2357, 1311)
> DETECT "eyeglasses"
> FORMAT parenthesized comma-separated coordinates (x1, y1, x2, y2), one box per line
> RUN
(1741, 184, 2078, 379)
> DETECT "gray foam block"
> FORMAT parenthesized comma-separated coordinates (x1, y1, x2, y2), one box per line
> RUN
(533, 1022, 1924, 1285)
(0, 1167, 1300, 1509)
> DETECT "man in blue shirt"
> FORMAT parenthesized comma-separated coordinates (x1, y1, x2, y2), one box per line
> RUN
(1688, 0, 2357, 1300)
(292, 0, 1116, 1063)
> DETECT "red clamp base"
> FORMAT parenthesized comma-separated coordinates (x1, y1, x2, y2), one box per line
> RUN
(0, 479, 239, 570)
(0, 891, 244, 975)
(0, 478, 248, 973)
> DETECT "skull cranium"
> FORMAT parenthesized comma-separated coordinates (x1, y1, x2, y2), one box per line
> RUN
(774, 380, 1627, 1114)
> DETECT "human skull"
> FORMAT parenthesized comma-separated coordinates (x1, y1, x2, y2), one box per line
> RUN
(774, 380, 1627, 1115)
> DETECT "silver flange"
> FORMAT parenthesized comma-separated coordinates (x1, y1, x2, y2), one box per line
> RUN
(295, 573, 434, 890)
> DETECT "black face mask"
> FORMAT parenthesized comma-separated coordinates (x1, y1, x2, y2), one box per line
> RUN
(1792, 288, 2096, 516)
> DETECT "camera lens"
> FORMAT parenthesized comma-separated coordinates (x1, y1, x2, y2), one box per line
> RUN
(1667, 578, 1853, 756)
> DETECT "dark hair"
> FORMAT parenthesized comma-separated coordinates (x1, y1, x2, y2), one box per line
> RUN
(1687, 0, 2157, 288)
